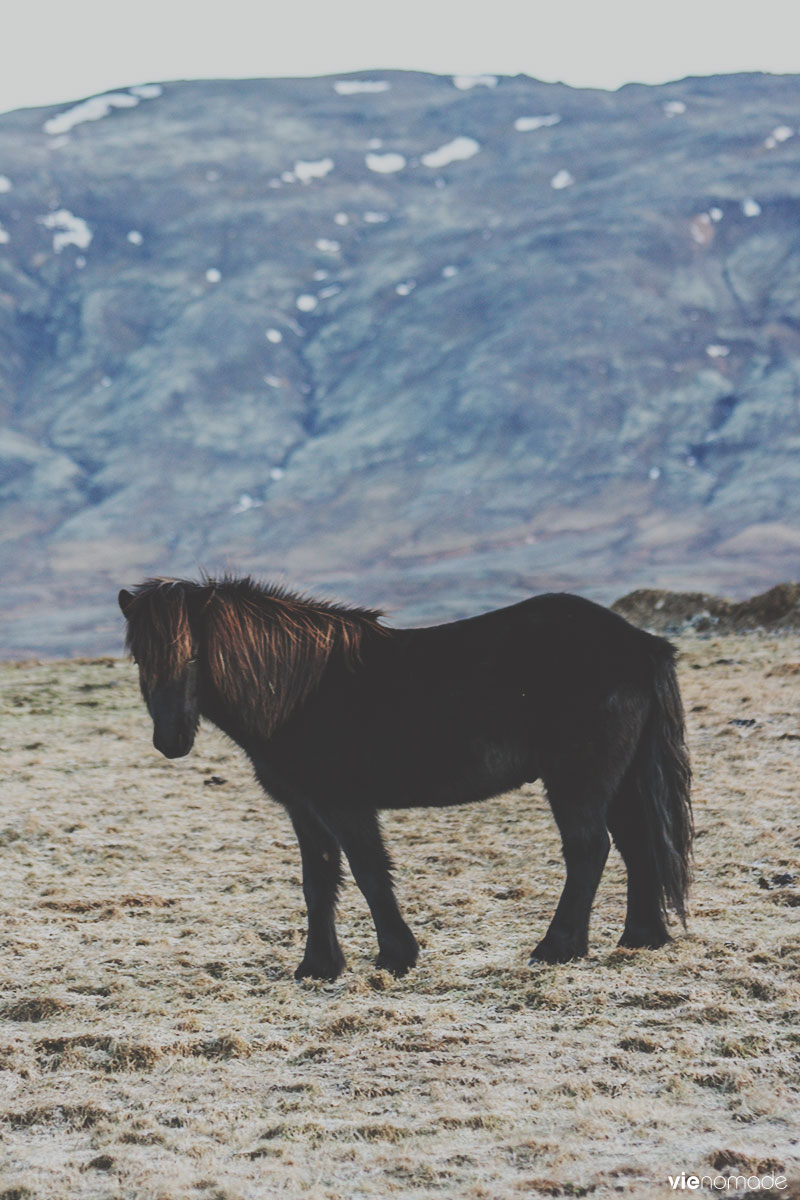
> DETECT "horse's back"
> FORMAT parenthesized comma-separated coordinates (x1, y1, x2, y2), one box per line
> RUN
(521, 589, 670, 651)
(392, 591, 669, 690)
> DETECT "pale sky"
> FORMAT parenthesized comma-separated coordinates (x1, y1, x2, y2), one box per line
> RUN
(1, 0, 799, 116)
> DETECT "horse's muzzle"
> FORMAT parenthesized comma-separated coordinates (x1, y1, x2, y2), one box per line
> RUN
(153, 730, 194, 759)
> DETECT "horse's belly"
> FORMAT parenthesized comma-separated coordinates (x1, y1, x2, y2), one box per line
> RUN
(374, 735, 537, 810)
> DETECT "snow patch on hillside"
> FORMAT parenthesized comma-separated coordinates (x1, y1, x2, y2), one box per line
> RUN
(294, 158, 334, 184)
(366, 152, 406, 174)
(421, 137, 480, 169)
(233, 493, 261, 514)
(514, 114, 560, 132)
(453, 75, 497, 90)
(550, 169, 575, 190)
(764, 125, 793, 149)
(334, 80, 389, 95)
(43, 88, 160, 135)
(129, 84, 163, 99)
(690, 213, 713, 245)
(40, 210, 92, 252)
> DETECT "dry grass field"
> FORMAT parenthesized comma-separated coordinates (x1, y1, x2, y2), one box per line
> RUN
(1, 635, 799, 1199)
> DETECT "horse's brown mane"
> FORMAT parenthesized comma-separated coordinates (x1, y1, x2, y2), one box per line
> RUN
(123, 575, 386, 735)
(202, 575, 386, 736)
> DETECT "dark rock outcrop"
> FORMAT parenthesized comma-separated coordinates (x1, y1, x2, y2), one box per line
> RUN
(613, 582, 800, 634)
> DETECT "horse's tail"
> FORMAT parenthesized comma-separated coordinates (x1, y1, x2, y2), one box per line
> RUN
(624, 645, 693, 925)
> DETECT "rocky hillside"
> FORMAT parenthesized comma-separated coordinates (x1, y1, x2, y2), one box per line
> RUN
(2, 71, 800, 655)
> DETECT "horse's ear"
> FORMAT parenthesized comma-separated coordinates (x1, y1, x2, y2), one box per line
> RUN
(118, 588, 135, 617)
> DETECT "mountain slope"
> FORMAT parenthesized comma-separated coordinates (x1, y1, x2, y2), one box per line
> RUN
(1, 71, 800, 654)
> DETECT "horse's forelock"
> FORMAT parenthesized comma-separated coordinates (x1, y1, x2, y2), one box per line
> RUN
(125, 580, 194, 688)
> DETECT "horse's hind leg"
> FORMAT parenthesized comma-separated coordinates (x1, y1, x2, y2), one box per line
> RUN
(533, 708, 639, 964)
(607, 780, 670, 949)
(531, 783, 611, 963)
(290, 806, 346, 980)
(323, 807, 418, 976)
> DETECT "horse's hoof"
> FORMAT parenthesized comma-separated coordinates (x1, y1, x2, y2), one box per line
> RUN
(618, 926, 670, 950)
(529, 935, 587, 964)
(375, 935, 419, 977)
(294, 953, 346, 981)
(375, 953, 415, 977)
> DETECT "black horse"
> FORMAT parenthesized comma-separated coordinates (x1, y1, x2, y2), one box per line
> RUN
(118, 576, 692, 980)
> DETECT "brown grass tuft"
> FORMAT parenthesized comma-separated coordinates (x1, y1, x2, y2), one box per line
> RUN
(716, 1034, 770, 1059)
(107, 1040, 164, 1071)
(84, 1155, 115, 1171)
(1, 997, 70, 1022)
(41, 898, 108, 913)
(439, 1114, 503, 1131)
(617, 1035, 661, 1053)
(710, 1149, 786, 1173)
(323, 1013, 367, 1036)
(34, 1034, 164, 1072)
(3, 1103, 107, 1130)
(352, 1123, 412, 1143)
(366, 970, 394, 991)
(118, 1129, 166, 1145)
(190, 1034, 251, 1060)
(515, 1180, 594, 1196)
(620, 989, 688, 1008)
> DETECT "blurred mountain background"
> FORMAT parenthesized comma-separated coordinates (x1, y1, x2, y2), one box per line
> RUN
(1, 70, 800, 655)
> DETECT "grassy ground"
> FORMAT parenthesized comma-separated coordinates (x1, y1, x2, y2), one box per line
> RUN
(1, 636, 799, 1199)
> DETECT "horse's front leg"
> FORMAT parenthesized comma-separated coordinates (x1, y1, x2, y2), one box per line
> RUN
(323, 807, 418, 976)
(289, 806, 346, 980)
